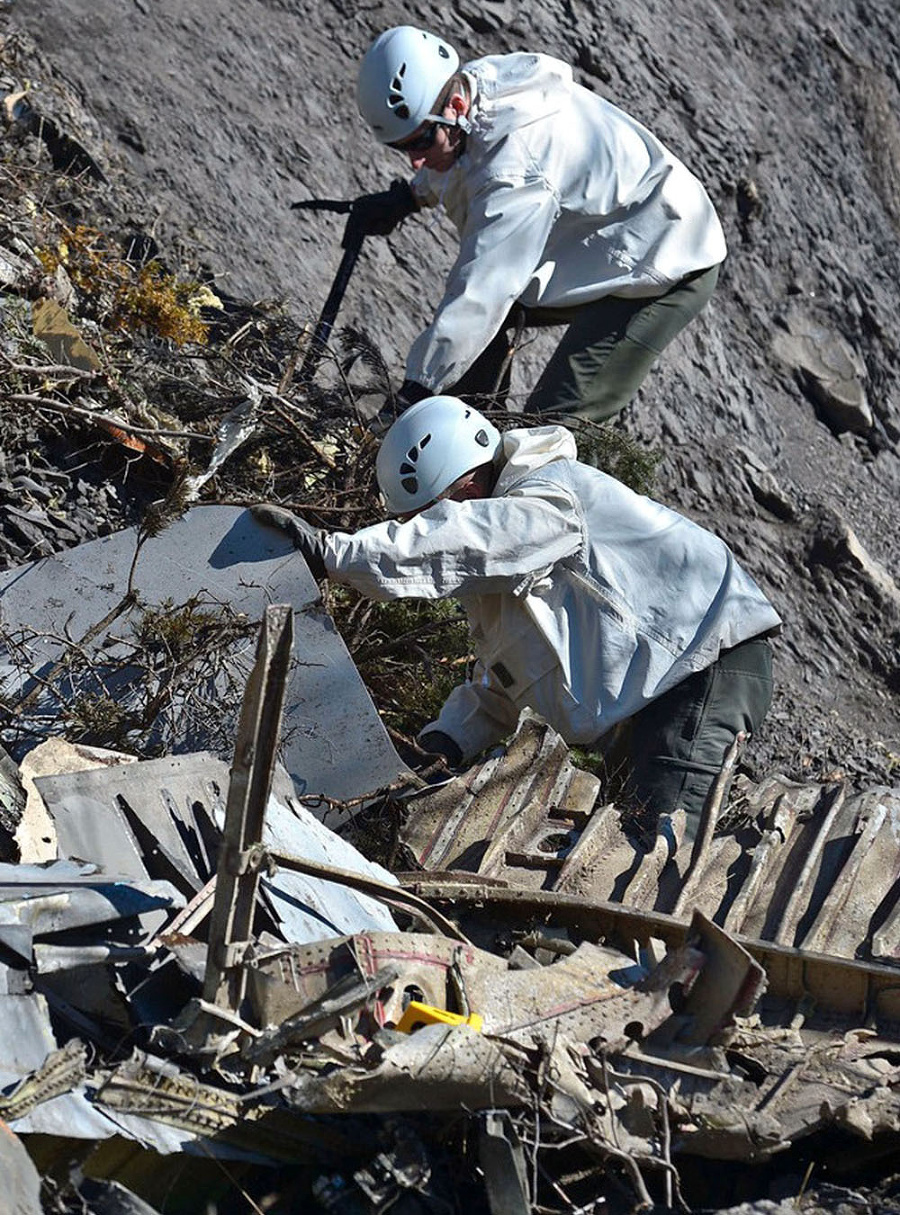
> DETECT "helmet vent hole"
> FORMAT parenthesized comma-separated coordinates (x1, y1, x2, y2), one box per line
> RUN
(475, 429, 490, 447)
(419, 432, 432, 449)
(401, 476, 418, 496)
(388, 65, 409, 117)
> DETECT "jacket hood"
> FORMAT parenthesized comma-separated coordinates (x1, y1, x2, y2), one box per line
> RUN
(494, 425, 578, 493)
(465, 53, 572, 143)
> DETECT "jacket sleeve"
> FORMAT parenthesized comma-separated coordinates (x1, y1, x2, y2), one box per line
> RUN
(419, 657, 521, 760)
(405, 164, 561, 390)
(323, 487, 582, 602)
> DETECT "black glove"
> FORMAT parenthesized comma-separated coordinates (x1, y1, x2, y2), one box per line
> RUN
(251, 505, 328, 580)
(351, 179, 417, 237)
(418, 730, 464, 768)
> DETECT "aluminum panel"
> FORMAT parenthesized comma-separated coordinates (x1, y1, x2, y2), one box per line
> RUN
(0, 506, 406, 805)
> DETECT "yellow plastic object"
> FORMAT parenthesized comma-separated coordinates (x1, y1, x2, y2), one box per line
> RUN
(395, 1000, 483, 1034)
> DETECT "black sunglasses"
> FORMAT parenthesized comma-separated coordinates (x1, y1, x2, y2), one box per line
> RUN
(390, 117, 454, 154)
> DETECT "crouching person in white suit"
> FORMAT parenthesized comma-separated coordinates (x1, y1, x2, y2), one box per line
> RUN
(254, 397, 781, 841)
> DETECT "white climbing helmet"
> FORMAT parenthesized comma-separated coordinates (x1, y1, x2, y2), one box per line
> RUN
(357, 26, 460, 145)
(376, 396, 501, 515)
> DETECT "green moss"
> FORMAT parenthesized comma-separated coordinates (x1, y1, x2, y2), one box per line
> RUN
(63, 692, 131, 745)
(37, 222, 208, 345)
(567, 420, 661, 495)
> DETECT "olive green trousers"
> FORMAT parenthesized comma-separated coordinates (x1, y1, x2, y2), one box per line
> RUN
(449, 263, 720, 421)
(618, 635, 774, 843)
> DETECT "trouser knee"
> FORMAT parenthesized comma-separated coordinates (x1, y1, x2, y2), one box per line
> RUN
(620, 636, 774, 840)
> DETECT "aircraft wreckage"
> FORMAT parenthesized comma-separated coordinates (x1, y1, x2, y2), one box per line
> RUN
(0, 508, 898, 1213)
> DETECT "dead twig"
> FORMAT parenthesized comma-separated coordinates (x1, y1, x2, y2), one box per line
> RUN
(3, 591, 138, 718)
(0, 354, 99, 379)
(602, 1063, 684, 1210)
(264, 398, 338, 468)
(354, 617, 464, 664)
(8, 392, 210, 441)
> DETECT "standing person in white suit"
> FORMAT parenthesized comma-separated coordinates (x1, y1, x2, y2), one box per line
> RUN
(351, 26, 727, 423)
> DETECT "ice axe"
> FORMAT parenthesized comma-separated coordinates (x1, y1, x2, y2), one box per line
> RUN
(290, 195, 365, 384)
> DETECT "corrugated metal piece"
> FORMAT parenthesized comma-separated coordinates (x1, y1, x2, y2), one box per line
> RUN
(0, 1004, 188, 1150)
(554, 801, 635, 900)
(765, 783, 856, 946)
(35, 752, 399, 947)
(94, 1056, 359, 1161)
(0, 505, 406, 806)
(272, 921, 752, 1118)
(398, 877, 900, 1027)
(247, 931, 494, 1032)
(284, 1021, 533, 1114)
(400, 714, 900, 971)
(9, 1079, 277, 1158)
(800, 788, 900, 956)
(725, 778, 828, 941)
(721, 787, 800, 937)
(401, 713, 600, 880)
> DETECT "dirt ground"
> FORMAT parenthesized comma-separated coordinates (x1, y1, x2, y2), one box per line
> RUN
(5, 0, 900, 789)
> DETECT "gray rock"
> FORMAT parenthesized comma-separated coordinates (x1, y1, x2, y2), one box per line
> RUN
(0, 242, 37, 289)
(10, 475, 54, 504)
(772, 314, 873, 434)
(743, 464, 797, 521)
(810, 507, 900, 613)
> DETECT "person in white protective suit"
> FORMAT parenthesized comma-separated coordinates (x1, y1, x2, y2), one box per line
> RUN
(351, 26, 727, 424)
(252, 397, 781, 840)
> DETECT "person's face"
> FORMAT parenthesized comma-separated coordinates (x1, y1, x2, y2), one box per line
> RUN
(395, 465, 491, 522)
(390, 102, 464, 173)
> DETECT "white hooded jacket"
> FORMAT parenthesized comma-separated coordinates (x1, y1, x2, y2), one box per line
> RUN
(405, 52, 727, 393)
(323, 427, 780, 760)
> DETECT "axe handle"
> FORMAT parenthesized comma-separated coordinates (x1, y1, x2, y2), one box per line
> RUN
(298, 221, 365, 383)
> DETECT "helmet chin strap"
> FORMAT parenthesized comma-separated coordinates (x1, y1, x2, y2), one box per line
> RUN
(425, 111, 471, 135)
(451, 115, 470, 161)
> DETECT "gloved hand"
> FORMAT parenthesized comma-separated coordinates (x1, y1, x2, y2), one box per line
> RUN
(418, 730, 464, 768)
(251, 505, 328, 580)
(351, 179, 417, 237)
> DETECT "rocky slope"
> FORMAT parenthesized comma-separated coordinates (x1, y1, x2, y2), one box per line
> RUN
(2, 0, 899, 789)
